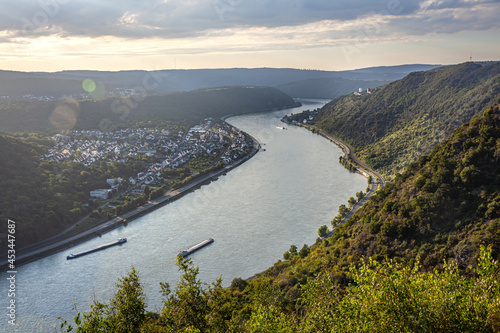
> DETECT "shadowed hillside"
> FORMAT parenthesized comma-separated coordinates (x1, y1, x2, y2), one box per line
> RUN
(0, 86, 298, 133)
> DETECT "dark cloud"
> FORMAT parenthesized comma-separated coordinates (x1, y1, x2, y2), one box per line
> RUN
(389, 0, 500, 35)
(421, 0, 500, 10)
(0, 0, 497, 41)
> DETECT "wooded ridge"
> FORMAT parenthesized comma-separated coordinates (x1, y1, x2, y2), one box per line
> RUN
(314, 62, 500, 180)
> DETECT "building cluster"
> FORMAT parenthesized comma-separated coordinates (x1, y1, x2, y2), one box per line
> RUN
(281, 108, 321, 125)
(42, 132, 132, 166)
(0, 95, 58, 101)
(0, 87, 151, 102)
(353, 87, 372, 96)
(221, 130, 252, 164)
(41, 119, 253, 200)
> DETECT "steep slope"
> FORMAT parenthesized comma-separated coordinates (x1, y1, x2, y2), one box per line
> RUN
(314, 62, 500, 180)
(275, 103, 500, 283)
(0, 135, 94, 247)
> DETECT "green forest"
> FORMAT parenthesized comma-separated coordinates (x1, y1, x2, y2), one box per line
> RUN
(0, 132, 235, 248)
(0, 86, 298, 133)
(61, 104, 500, 331)
(314, 62, 500, 180)
(0, 134, 150, 247)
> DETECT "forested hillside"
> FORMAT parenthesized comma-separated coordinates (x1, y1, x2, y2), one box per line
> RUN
(0, 134, 147, 247)
(0, 86, 298, 133)
(314, 62, 500, 180)
(0, 65, 439, 98)
(276, 77, 388, 99)
(62, 104, 500, 331)
(282, 103, 500, 277)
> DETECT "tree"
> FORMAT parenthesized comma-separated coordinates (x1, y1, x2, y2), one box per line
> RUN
(150, 187, 165, 200)
(356, 191, 365, 202)
(143, 185, 151, 198)
(348, 196, 357, 209)
(61, 266, 146, 332)
(338, 204, 349, 217)
(318, 225, 328, 237)
(160, 255, 208, 331)
(289, 245, 298, 255)
(460, 165, 480, 187)
(230, 277, 248, 292)
(110, 266, 146, 332)
(299, 244, 310, 258)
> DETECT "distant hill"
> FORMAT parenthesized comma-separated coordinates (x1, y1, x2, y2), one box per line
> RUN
(0, 77, 84, 97)
(0, 65, 440, 99)
(314, 62, 500, 179)
(0, 86, 298, 133)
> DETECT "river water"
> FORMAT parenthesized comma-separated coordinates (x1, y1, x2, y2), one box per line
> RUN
(1, 99, 367, 332)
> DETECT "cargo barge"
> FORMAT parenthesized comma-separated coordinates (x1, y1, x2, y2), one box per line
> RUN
(181, 238, 214, 257)
(66, 238, 127, 260)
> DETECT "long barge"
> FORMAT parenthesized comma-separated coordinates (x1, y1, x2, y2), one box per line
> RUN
(181, 238, 214, 257)
(66, 238, 127, 260)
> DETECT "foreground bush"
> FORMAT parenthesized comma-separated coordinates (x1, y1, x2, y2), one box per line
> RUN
(61, 246, 499, 332)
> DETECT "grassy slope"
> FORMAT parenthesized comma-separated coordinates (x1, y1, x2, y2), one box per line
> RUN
(314, 62, 500, 180)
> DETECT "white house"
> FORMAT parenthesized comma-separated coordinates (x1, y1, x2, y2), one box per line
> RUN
(106, 178, 123, 187)
(90, 189, 112, 200)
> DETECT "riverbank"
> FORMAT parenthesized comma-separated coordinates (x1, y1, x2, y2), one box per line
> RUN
(0, 121, 260, 272)
(282, 121, 385, 188)
(246, 121, 386, 281)
(280, 121, 385, 238)
(220, 101, 302, 121)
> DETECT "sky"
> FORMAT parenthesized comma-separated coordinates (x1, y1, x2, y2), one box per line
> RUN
(0, 0, 499, 72)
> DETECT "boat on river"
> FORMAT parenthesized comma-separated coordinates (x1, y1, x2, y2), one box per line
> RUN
(181, 238, 214, 257)
(66, 238, 127, 260)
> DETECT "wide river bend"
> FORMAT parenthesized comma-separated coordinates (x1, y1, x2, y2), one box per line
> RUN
(1, 99, 367, 332)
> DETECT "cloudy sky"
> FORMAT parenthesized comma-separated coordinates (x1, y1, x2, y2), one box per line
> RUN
(0, 0, 499, 72)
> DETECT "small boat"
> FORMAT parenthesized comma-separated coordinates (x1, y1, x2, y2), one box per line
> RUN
(67, 238, 127, 260)
(180, 238, 214, 257)
(276, 125, 286, 130)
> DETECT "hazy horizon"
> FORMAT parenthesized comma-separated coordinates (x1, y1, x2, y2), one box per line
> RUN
(0, 63, 448, 74)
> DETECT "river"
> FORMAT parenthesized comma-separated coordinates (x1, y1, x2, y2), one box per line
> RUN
(1, 99, 367, 332)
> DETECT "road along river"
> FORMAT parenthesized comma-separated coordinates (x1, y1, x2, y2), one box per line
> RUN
(0, 99, 367, 332)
